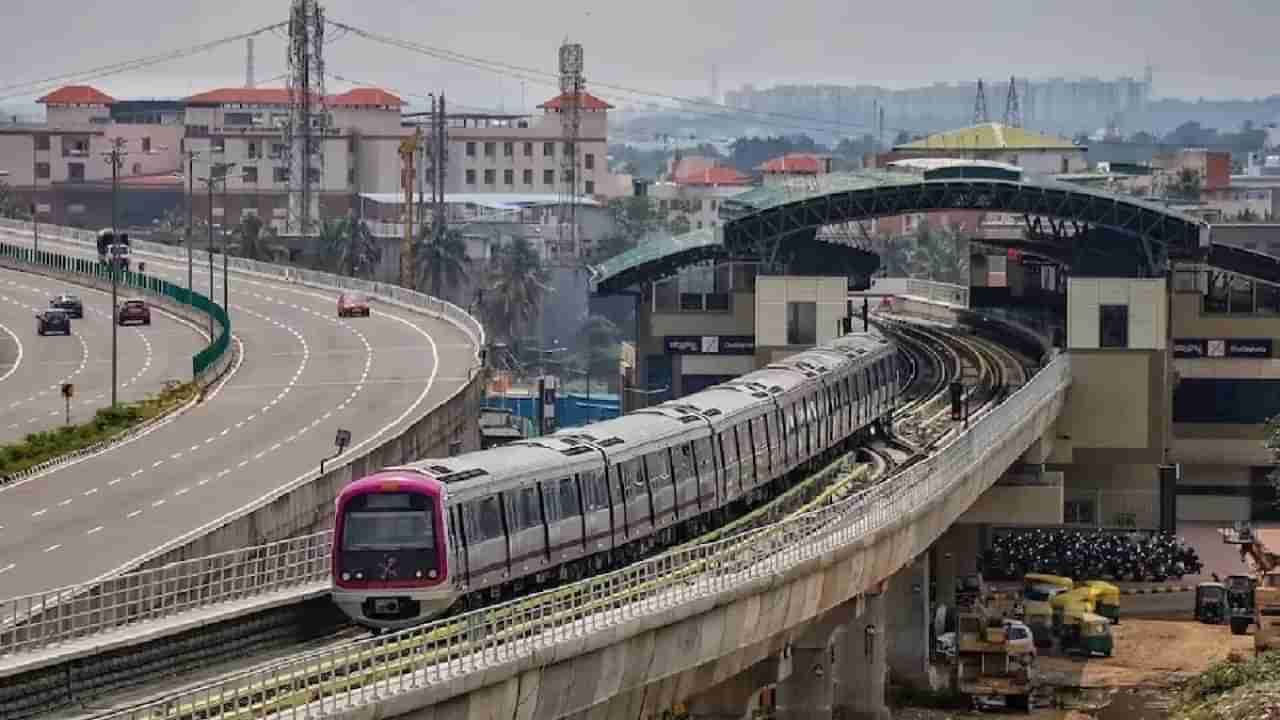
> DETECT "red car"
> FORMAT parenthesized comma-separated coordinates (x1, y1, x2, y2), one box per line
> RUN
(337, 292, 371, 318)
(117, 298, 151, 326)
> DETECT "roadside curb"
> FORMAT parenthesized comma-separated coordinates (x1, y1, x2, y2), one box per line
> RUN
(1121, 585, 1194, 595)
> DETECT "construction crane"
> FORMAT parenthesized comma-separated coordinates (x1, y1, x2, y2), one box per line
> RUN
(398, 128, 422, 289)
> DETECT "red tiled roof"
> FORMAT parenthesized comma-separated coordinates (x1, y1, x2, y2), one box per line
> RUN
(675, 167, 752, 186)
(38, 86, 115, 106)
(328, 88, 403, 107)
(757, 153, 829, 174)
(538, 91, 614, 111)
(185, 87, 402, 108)
(671, 156, 717, 178)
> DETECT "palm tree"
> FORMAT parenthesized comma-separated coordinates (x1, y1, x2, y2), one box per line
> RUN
(230, 214, 287, 262)
(414, 228, 471, 302)
(483, 236, 550, 343)
(150, 207, 186, 245)
(320, 217, 380, 278)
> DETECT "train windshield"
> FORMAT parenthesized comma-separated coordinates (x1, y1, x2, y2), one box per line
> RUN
(341, 492, 436, 551)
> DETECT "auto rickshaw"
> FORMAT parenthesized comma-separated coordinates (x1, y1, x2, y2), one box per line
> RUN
(1054, 597, 1090, 650)
(1024, 573, 1074, 595)
(1079, 580, 1121, 625)
(1077, 612, 1114, 657)
(1024, 574, 1074, 647)
(1196, 582, 1228, 624)
(1052, 587, 1098, 630)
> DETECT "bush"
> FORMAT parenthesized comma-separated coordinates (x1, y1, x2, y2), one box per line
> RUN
(0, 382, 196, 476)
(1182, 652, 1280, 704)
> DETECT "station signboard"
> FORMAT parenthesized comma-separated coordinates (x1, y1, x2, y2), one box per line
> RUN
(1173, 338, 1273, 359)
(664, 335, 756, 355)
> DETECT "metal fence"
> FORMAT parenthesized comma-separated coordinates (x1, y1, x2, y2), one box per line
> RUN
(100, 354, 1071, 720)
(0, 533, 332, 658)
(904, 278, 970, 308)
(0, 237, 229, 380)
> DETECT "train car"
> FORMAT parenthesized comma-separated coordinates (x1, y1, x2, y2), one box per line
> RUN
(332, 329, 904, 630)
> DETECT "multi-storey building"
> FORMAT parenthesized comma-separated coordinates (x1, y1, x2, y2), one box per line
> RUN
(650, 166, 753, 232)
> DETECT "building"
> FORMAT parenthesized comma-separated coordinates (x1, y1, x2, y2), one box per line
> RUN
(882, 122, 1087, 175)
(757, 153, 833, 186)
(650, 166, 753, 232)
(0, 86, 183, 227)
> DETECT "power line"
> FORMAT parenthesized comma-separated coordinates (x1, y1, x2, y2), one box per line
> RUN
(326, 19, 902, 137)
(0, 22, 287, 102)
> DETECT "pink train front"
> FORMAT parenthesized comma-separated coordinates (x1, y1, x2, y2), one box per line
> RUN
(331, 471, 459, 630)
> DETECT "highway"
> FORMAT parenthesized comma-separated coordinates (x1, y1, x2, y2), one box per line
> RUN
(0, 270, 203, 443)
(0, 227, 475, 596)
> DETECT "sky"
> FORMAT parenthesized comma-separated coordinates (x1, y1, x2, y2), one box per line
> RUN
(2, 0, 1278, 118)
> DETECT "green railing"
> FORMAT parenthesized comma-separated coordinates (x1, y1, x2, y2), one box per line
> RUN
(0, 241, 230, 380)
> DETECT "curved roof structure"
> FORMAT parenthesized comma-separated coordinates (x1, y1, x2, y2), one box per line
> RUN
(590, 174, 1208, 295)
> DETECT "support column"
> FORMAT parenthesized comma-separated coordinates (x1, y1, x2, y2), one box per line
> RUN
(886, 552, 932, 690)
(776, 608, 850, 720)
(685, 659, 779, 720)
(835, 591, 890, 720)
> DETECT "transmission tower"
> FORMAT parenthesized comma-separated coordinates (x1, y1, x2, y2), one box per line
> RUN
(1004, 75, 1022, 128)
(557, 41, 584, 261)
(973, 79, 989, 125)
(285, 0, 325, 238)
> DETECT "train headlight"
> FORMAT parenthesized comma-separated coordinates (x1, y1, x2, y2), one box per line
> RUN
(428, 569, 438, 579)
(355, 572, 364, 580)
(415, 570, 423, 578)
(341, 572, 350, 581)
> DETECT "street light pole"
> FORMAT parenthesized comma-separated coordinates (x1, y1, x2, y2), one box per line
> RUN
(31, 133, 38, 254)
(185, 149, 199, 299)
(206, 175, 215, 339)
(103, 138, 126, 408)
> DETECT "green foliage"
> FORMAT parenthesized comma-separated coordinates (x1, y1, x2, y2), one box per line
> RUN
(0, 382, 196, 476)
(0, 180, 30, 220)
(482, 236, 550, 344)
(574, 314, 622, 382)
(906, 224, 970, 283)
(415, 228, 471, 302)
(231, 214, 287, 262)
(607, 196, 671, 242)
(1172, 168, 1203, 201)
(1174, 652, 1280, 719)
(728, 135, 828, 173)
(319, 217, 379, 278)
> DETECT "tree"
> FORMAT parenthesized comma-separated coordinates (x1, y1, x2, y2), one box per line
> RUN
(320, 217, 380, 278)
(668, 213, 693, 236)
(483, 236, 550, 344)
(150, 207, 187, 246)
(907, 223, 969, 284)
(574, 314, 622, 390)
(728, 135, 827, 173)
(415, 228, 470, 302)
(0, 180, 29, 220)
(1171, 168, 1202, 202)
(230, 214, 287, 262)
(607, 196, 670, 242)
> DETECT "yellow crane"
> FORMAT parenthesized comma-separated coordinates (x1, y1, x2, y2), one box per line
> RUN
(397, 128, 422, 289)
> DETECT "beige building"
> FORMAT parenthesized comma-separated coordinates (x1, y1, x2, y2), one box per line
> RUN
(886, 122, 1088, 175)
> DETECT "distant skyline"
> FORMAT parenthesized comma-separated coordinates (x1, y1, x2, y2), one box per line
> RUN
(2, 0, 1277, 118)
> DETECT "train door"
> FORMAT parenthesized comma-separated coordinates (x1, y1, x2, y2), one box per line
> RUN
(505, 485, 547, 576)
(646, 450, 676, 527)
(720, 428, 739, 501)
(692, 435, 716, 510)
(540, 478, 572, 563)
(746, 416, 764, 486)
(467, 495, 507, 586)
(579, 469, 612, 555)
(450, 505, 470, 586)
(671, 443, 699, 517)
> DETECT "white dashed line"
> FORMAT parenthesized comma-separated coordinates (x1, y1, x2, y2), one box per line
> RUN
(87, 526, 103, 535)
(108, 477, 122, 486)
(30, 509, 46, 518)
(0, 563, 14, 575)
(175, 488, 189, 497)
(58, 498, 72, 507)
(127, 510, 142, 519)
(152, 460, 164, 468)
(151, 499, 166, 508)
(84, 488, 98, 495)
(43, 544, 61, 553)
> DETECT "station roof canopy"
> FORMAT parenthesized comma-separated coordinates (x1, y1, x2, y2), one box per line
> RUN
(723, 170, 920, 215)
(590, 228, 723, 292)
(894, 122, 1080, 152)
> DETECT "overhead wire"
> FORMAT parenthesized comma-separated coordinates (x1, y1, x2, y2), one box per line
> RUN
(0, 22, 287, 102)
(325, 20, 894, 137)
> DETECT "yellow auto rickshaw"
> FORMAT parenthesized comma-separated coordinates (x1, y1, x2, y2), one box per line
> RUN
(1051, 589, 1097, 632)
(1024, 573, 1074, 595)
(1079, 580, 1121, 625)
(1024, 574, 1075, 649)
(1075, 612, 1114, 657)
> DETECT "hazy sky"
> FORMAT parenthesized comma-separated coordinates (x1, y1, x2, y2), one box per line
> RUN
(2, 0, 1277, 118)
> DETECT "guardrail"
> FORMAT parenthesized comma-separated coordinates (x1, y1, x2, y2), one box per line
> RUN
(0, 532, 331, 658)
(0, 238, 230, 381)
(101, 354, 1070, 720)
(0, 219, 483, 351)
(904, 278, 970, 308)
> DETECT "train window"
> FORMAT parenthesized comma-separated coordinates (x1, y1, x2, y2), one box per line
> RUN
(721, 431, 738, 485)
(341, 509, 434, 552)
(580, 469, 606, 511)
(647, 451, 671, 487)
(509, 486, 541, 531)
(671, 444, 694, 485)
(620, 459, 646, 500)
(558, 477, 580, 518)
(475, 496, 503, 541)
(541, 482, 562, 524)
(693, 437, 714, 481)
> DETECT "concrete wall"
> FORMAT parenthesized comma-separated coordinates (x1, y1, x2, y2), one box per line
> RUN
(1067, 277, 1166, 351)
(1055, 351, 1159, 456)
(958, 484, 1064, 525)
(1059, 463, 1159, 528)
(755, 276, 848, 348)
(331, 366, 1068, 720)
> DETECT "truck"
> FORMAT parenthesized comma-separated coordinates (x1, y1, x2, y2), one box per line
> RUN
(96, 229, 130, 271)
(1220, 524, 1280, 652)
(953, 608, 1036, 713)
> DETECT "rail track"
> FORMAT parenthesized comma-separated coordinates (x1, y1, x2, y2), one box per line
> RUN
(34, 318, 1031, 720)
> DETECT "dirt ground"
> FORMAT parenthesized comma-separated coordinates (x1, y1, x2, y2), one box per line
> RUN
(1036, 618, 1254, 688)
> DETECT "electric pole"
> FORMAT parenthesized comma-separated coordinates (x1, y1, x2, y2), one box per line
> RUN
(199, 162, 235, 338)
(31, 133, 39, 254)
(398, 128, 420, 288)
(184, 149, 200, 299)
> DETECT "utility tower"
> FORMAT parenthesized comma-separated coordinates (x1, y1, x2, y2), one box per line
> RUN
(246, 37, 255, 89)
(557, 41, 584, 261)
(974, 78, 989, 125)
(285, 0, 325, 238)
(1004, 76, 1022, 128)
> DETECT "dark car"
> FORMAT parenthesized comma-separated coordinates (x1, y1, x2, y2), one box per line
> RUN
(50, 294, 84, 318)
(36, 309, 71, 336)
(116, 299, 151, 326)
(337, 292, 371, 318)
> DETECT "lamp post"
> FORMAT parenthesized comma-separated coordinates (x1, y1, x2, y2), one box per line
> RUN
(102, 138, 127, 408)
(198, 162, 236, 338)
(183, 149, 200, 299)
(30, 133, 38, 254)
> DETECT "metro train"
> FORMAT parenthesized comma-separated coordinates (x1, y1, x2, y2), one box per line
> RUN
(332, 329, 904, 630)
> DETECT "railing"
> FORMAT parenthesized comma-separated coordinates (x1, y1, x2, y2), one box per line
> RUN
(0, 238, 229, 381)
(0, 533, 332, 658)
(102, 354, 1070, 720)
(0, 218, 482, 353)
(904, 278, 970, 308)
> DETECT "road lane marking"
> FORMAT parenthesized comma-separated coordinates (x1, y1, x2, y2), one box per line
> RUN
(87, 526, 103, 535)
(127, 510, 142, 518)
(31, 509, 46, 517)
(43, 544, 61, 553)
